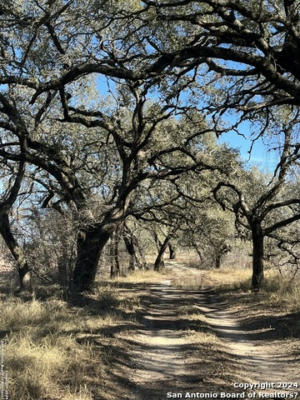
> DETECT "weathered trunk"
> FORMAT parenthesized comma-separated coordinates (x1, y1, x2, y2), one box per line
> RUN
(251, 224, 264, 291)
(109, 238, 114, 278)
(168, 243, 177, 260)
(17, 263, 32, 293)
(0, 213, 32, 293)
(72, 199, 131, 291)
(110, 229, 121, 278)
(123, 227, 145, 271)
(215, 252, 222, 269)
(57, 257, 68, 286)
(72, 227, 110, 292)
(214, 243, 231, 269)
(135, 237, 148, 270)
(123, 234, 136, 272)
(152, 231, 162, 252)
(192, 241, 203, 263)
(154, 236, 170, 271)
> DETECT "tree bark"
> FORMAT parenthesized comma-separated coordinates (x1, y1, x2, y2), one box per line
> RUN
(123, 234, 136, 272)
(215, 252, 222, 269)
(154, 236, 170, 271)
(168, 243, 177, 259)
(192, 240, 203, 263)
(152, 230, 162, 252)
(135, 236, 148, 269)
(72, 196, 132, 291)
(251, 223, 264, 291)
(57, 257, 68, 285)
(72, 226, 110, 292)
(0, 212, 32, 293)
(109, 236, 115, 278)
(123, 226, 145, 271)
(214, 243, 230, 269)
(110, 228, 121, 278)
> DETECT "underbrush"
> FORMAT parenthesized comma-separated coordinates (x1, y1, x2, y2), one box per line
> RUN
(213, 267, 300, 312)
(261, 274, 300, 311)
(173, 264, 300, 312)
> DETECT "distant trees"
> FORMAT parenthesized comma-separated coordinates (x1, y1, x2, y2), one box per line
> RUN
(130, 137, 238, 271)
(213, 122, 300, 290)
(0, 75, 218, 291)
(173, 195, 234, 269)
(0, 0, 299, 293)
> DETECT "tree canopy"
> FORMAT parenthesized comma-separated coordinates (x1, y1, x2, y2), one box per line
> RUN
(0, 0, 299, 292)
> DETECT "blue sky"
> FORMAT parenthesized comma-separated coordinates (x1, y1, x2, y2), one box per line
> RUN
(96, 75, 279, 173)
(218, 128, 279, 173)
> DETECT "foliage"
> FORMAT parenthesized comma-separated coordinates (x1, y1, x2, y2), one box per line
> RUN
(0, 0, 299, 291)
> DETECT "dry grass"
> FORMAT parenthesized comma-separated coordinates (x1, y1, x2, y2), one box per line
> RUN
(1, 257, 299, 399)
(205, 266, 300, 312)
(0, 283, 141, 400)
(1, 298, 93, 400)
(115, 268, 167, 284)
(171, 260, 300, 385)
(202, 265, 252, 290)
(261, 274, 300, 312)
(172, 273, 203, 289)
(172, 262, 300, 313)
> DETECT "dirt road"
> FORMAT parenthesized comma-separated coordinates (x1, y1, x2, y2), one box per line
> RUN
(115, 263, 299, 400)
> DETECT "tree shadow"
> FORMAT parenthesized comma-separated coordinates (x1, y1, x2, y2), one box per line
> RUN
(63, 281, 259, 399)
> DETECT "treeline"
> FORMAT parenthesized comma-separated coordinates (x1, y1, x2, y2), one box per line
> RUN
(0, 0, 299, 294)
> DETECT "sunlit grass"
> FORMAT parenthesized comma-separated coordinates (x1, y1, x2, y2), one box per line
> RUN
(262, 274, 300, 311)
(172, 274, 203, 289)
(1, 298, 97, 400)
(115, 268, 166, 283)
(206, 266, 300, 312)
(172, 262, 300, 312)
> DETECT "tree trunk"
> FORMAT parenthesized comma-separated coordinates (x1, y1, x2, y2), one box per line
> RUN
(123, 226, 145, 271)
(110, 228, 121, 278)
(154, 236, 170, 271)
(135, 236, 148, 269)
(251, 224, 264, 291)
(168, 243, 177, 259)
(214, 242, 230, 269)
(72, 201, 131, 292)
(57, 257, 68, 285)
(109, 237, 114, 278)
(72, 227, 110, 292)
(192, 241, 203, 263)
(0, 212, 32, 293)
(215, 252, 222, 269)
(152, 230, 162, 252)
(123, 234, 136, 272)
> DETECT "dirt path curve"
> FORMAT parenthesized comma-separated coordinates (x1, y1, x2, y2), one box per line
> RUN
(121, 263, 299, 400)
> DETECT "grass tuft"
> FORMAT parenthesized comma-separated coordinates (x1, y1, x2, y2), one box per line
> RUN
(95, 287, 120, 310)
(0, 288, 121, 400)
